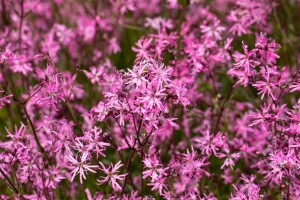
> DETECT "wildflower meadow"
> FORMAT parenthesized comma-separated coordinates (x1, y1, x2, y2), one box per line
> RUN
(0, 0, 300, 199)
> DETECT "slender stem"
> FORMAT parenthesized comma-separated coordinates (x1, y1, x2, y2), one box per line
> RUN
(207, 65, 218, 96)
(286, 162, 290, 200)
(29, 153, 51, 200)
(136, 117, 144, 146)
(137, 115, 144, 135)
(214, 87, 234, 133)
(121, 24, 145, 32)
(125, 96, 138, 134)
(23, 106, 46, 154)
(0, 167, 26, 200)
(0, 64, 47, 157)
(287, 181, 290, 200)
(105, 135, 137, 190)
(140, 147, 144, 197)
(23, 85, 43, 104)
(121, 151, 135, 195)
(142, 127, 155, 146)
(65, 99, 78, 125)
(0, 65, 24, 104)
(113, 117, 134, 150)
(1, 0, 9, 26)
(18, 0, 24, 52)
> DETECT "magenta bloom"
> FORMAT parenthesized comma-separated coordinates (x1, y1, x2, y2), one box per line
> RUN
(0, 1, 299, 199)
(97, 161, 127, 191)
(69, 152, 98, 184)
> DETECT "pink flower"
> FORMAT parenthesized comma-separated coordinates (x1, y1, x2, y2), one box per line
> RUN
(289, 77, 300, 92)
(248, 103, 272, 131)
(230, 184, 260, 200)
(0, 49, 13, 64)
(83, 66, 103, 84)
(69, 152, 98, 184)
(227, 11, 251, 36)
(44, 167, 65, 189)
(97, 161, 127, 191)
(132, 37, 153, 61)
(139, 86, 166, 111)
(1, 123, 27, 149)
(125, 62, 148, 89)
(216, 149, 240, 170)
(0, 91, 12, 108)
(252, 74, 277, 100)
(91, 102, 109, 122)
(182, 147, 210, 178)
(148, 177, 167, 195)
(150, 60, 172, 89)
(233, 43, 256, 76)
(84, 127, 110, 158)
(143, 157, 168, 181)
(200, 20, 225, 40)
(10, 55, 33, 76)
(195, 130, 224, 155)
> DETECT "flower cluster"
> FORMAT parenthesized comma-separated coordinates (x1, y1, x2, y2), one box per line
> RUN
(0, 0, 300, 199)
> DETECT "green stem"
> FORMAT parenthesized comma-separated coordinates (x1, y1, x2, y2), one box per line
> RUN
(0, 167, 26, 200)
